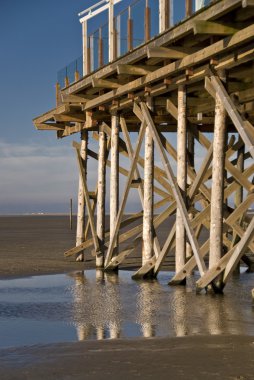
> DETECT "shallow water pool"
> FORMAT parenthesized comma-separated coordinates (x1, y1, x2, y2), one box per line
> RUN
(0, 270, 253, 348)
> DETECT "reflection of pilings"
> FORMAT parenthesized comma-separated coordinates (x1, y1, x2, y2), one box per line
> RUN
(171, 287, 187, 337)
(137, 281, 160, 338)
(71, 271, 91, 341)
(95, 269, 106, 339)
(105, 272, 121, 339)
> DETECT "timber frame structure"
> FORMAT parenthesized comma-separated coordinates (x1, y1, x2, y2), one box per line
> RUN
(34, 0, 254, 293)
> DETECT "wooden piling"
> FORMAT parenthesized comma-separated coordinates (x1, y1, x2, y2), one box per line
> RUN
(175, 85, 187, 274)
(76, 130, 88, 261)
(209, 72, 227, 271)
(110, 115, 119, 263)
(142, 126, 154, 267)
(96, 127, 106, 268)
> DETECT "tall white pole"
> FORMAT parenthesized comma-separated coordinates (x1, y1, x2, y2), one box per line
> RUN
(109, 0, 114, 62)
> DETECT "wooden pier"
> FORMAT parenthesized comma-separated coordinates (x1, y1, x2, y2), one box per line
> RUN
(33, 0, 254, 293)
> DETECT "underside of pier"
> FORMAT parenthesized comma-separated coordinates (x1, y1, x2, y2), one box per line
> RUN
(33, 0, 254, 293)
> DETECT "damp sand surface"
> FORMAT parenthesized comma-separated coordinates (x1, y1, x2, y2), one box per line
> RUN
(0, 216, 254, 379)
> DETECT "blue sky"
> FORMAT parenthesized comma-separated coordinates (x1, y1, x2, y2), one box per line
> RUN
(0, 0, 192, 214)
(0, 0, 131, 214)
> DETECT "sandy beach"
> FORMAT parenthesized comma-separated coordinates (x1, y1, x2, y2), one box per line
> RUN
(0, 215, 254, 380)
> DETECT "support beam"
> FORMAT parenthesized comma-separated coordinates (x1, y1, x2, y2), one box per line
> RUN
(139, 102, 207, 276)
(176, 85, 187, 274)
(193, 20, 238, 35)
(209, 72, 227, 272)
(142, 125, 154, 268)
(110, 114, 119, 264)
(96, 127, 107, 268)
(76, 130, 88, 261)
(223, 217, 254, 284)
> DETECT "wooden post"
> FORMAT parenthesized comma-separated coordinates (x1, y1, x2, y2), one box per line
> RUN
(159, 0, 169, 33)
(98, 28, 104, 68)
(142, 126, 154, 267)
(82, 20, 88, 76)
(186, 0, 192, 17)
(127, 7, 133, 51)
(175, 85, 187, 275)
(110, 114, 119, 263)
(209, 72, 227, 271)
(76, 130, 88, 261)
(145, 0, 151, 42)
(96, 127, 107, 268)
(70, 198, 73, 230)
(55, 82, 61, 107)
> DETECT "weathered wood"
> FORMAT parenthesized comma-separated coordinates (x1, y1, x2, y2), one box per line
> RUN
(110, 114, 119, 264)
(83, 24, 254, 111)
(117, 64, 158, 76)
(193, 20, 238, 35)
(74, 144, 101, 255)
(209, 72, 227, 270)
(139, 102, 207, 276)
(159, 0, 169, 32)
(92, 78, 121, 89)
(96, 127, 106, 268)
(76, 131, 88, 261)
(105, 120, 147, 268)
(147, 47, 188, 59)
(208, 74, 254, 159)
(142, 125, 154, 267)
(176, 85, 187, 274)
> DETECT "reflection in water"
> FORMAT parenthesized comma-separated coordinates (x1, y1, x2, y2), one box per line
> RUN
(69, 270, 254, 341)
(171, 287, 187, 337)
(136, 281, 162, 337)
(0, 270, 253, 347)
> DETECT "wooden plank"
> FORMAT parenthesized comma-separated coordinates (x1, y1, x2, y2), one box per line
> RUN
(92, 78, 121, 89)
(147, 46, 188, 59)
(117, 64, 159, 76)
(166, 99, 178, 120)
(193, 20, 238, 35)
(61, 94, 89, 104)
(140, 102, 207, 276)
(35, 123, 65, 131)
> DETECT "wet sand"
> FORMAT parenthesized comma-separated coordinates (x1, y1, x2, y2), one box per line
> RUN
(0, 215, 181, 278)
(1, 336, 254, 380)
(0, 216, 253, 379)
